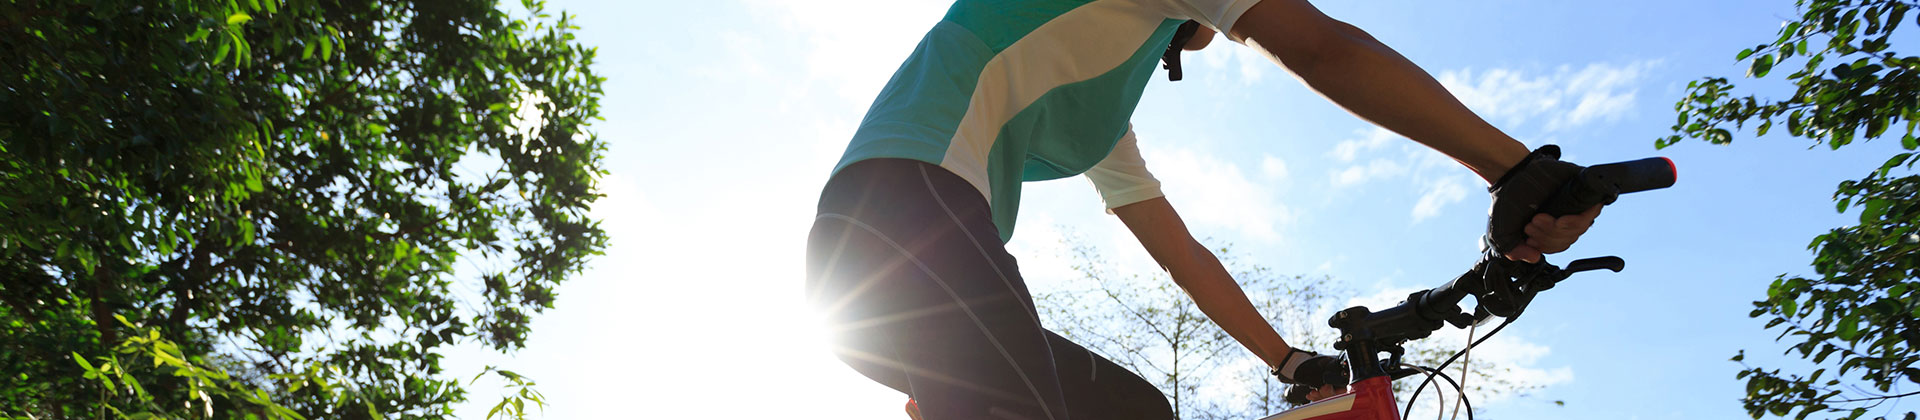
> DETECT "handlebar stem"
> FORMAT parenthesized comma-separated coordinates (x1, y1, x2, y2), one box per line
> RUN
(1328, 256, 1622, 382)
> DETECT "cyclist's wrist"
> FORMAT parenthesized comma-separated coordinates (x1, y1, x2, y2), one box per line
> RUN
(1258, 343, 1294, 373)
(1476, 140, 1530, 184)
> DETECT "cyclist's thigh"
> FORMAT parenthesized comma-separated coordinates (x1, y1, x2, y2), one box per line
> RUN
(806, 158, 1070, 420)
(806, 215, 914, 391)
(1046, 330, 1174, 420)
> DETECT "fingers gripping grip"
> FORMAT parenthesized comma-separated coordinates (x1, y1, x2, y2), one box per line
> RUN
(1537, 157, 1677, 216)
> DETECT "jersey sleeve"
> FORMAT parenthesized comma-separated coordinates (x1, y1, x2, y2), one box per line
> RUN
(1085, 128, 1165, 211)
(1160, 0, 1265, 35)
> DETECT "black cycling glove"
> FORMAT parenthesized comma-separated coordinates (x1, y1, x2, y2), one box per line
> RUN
(1484, 145, 1585, 256)
(1272, 348, 1348, 405)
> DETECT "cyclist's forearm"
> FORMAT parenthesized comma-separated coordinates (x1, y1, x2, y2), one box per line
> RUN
(1163, 241, 1296, 368)
(1232, 0, 1528, 183)
(1112, 198, 1294, 368)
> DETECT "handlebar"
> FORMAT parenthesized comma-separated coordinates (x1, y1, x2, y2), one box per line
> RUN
(1328, 155, 1676, 382)
(1539, 157, 1677, 216)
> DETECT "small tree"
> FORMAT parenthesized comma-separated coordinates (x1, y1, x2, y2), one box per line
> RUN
(1668, 1, 1920, 418)
(1035, 237, 1539, 419)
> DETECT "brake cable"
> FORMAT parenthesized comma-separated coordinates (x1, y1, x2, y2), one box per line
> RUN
(1400, 364, 1473, 420)
(1451, 322, 1477, 420)
(1402, 315, 1516, 420)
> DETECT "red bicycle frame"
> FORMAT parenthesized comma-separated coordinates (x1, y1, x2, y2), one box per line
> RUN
(1257, 376, 1398, 420)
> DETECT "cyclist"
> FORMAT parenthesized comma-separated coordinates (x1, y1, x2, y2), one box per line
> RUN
(805, 0, 1603, 418)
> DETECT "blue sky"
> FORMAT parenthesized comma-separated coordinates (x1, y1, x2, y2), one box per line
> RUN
(436, 0, 1920, 418)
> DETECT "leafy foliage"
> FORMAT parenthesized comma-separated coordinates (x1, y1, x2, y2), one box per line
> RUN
(1667, 1, 1920, 418)
(0, 0, 606, 417)
(1033, 238, 1538, 420)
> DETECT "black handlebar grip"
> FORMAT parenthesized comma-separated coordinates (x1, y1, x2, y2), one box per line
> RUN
(1538, 157, 1676, 216)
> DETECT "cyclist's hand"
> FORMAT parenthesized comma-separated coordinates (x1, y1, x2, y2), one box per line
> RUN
(1502, 204, 1601, 263)
(1284, 383, 1349, 405)
(1486, 145, 1590, 263)
(1272, 349, 1346, 385)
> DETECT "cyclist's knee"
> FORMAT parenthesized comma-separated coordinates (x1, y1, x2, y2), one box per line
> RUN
(1107, 368, 1173, 418)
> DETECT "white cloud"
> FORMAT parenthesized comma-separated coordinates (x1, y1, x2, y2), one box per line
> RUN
(1006, 213, 1086, 287)
(741, 0, 950, 102)
(1331, 159, 1408, 187)
(1191, 35, 1273, 85)
(1556, 62, 1654, 130)
(1329, 127, 1399, 162)
(1313, 258, 1338, 274)
(716, 31, 773, 80)
(586, 174, 656, 237)
(1438, 68, 1561, 128)
(1411, 175, 1472, 223)
(1141, 143, 1292, 242)
(1260, 154, 1290, 181)
(1437, 60, 1660, 133)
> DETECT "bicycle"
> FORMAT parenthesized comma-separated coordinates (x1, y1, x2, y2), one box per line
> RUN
(1261, 155, 1677, 420)
(895, 156, 1677, 420)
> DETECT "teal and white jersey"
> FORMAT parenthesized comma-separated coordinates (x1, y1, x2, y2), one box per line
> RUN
(832, 0, 1263, 242)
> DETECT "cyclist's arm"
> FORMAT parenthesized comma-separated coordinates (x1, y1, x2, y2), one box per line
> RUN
(1226, 0, 1527, 184)
(1110, 196, 1294, 369)
(1226, 0, 1596, 260)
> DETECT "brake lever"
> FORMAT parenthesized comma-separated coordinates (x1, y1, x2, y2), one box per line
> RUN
(1465, 256, 1625, 325)
(1564, 256, 1625, 274)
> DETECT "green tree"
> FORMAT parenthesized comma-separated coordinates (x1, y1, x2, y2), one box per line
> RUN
(1668, 1, 1920, 418)
(0, 0, 606, 417)
(1034, 238, 1539, 420)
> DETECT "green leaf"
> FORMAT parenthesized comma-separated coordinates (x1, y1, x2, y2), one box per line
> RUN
(365, 401, 387, 420)
(1837, 314, 1862, 341)
(187, 27, 213, 42)
(1862, 199, 1891, 223)
(1751, 54, 1777, 78)
(74, 353, 115, 390)
(367, 123, 388, 134)
(72, 352, 98, 374)
(319, 33, 332, 59)
(229, 31, 249, 66)
(238, 219, 256, 245)
(214, 39, 232, 65)
(1881, 153, 1913, 176)
(1904, 133, 1918, 150)
(228, 13, 253, 25)
(1707, 128, 1734, 144)
(488, 400, 507, 420)
(1737, 48, 1756, 60)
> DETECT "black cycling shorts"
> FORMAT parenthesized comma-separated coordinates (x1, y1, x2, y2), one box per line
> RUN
(806, 158, 1173, 420)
